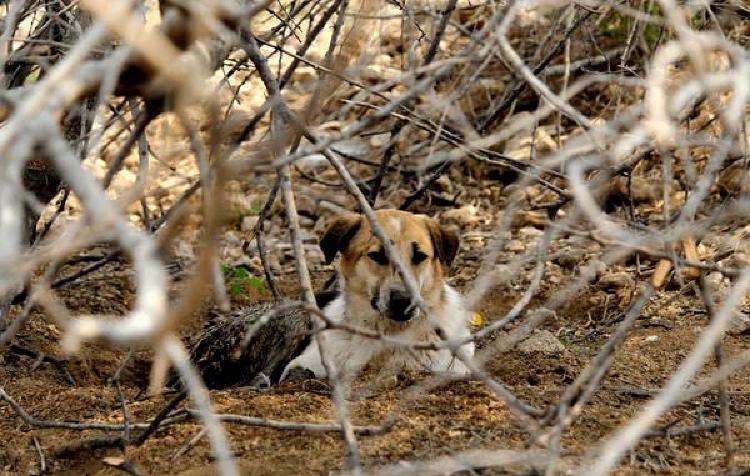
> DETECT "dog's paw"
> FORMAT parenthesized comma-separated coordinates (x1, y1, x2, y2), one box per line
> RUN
(443, 357, 472, 378)
(283, 367, 316, 382)
(249, 372, 271, 389)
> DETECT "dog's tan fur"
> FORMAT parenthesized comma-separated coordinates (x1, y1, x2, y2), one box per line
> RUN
(282, 210, 474, 381)
(324, 210, 458, 332)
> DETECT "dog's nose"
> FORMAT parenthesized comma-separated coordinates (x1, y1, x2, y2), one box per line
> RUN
(387, 288, 414, 322)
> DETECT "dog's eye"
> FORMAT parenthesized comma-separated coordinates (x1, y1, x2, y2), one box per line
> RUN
(412, 242, 428, 264)
(367, 250, 389, 265)
(412, 249, 428, 265)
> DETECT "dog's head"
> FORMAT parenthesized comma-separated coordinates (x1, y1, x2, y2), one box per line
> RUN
(320, 209, 458, 325)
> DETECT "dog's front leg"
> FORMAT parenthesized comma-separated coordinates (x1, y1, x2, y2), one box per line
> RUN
(281, 331, 380, 381)
(427, 326, 475, 377)
(281, 338, 326, 381)
(280, 330, 353, 381)
(444, 346, 473, 376)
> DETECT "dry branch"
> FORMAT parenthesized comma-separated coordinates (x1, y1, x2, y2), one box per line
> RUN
(3, 0, 750, 475)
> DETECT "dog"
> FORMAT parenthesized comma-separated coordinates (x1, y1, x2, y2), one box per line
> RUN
(281, 209, 475, 382)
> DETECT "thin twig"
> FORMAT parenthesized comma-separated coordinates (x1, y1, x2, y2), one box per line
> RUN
(699, 273, 735, 472)
(32, 437, 46, 474)
(253, 178, 281, 300)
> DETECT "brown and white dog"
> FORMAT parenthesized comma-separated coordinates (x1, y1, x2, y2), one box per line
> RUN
(281, 209, 475, 381)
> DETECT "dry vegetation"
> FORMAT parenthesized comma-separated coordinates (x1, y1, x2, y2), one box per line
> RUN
(2, 0, 750, 474)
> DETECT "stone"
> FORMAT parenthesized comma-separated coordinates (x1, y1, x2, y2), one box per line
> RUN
(294, 193, 317, 217)
(241, 215, 259, 232)
(441, 205, 480, 227)
(597, 272, 635, 290)
(506, 240, 525, 252)
(297, 154, 328, 171)
(727, 311, 750, 335)
(435, 175, 453, 193)
(556, 249, 585, 269)
(517, 330, 565, 353)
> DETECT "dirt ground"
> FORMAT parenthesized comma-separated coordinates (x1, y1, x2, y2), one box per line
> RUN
(3, 243, 750, 476)
(4, 0, 750, 474)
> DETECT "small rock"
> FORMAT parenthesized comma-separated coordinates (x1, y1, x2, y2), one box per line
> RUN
(361, 64, 401, 81)
(517, 330, 565, 353)
(519, 227, 544, 238)
(442, 205, 480, 227)
(506, 240, 525, 252)
(295, 194, 317, 217)
(330, 138, 369, 157)
(299, 216, 315, 228)
(318, 200, 351, 217)
(297, 154, 328, 170)
(597, 272, 635, 290)
(515, 210, 548, 227)
(435, 174, 453, 193)
(241, 215, 259, 232)
(556, 249, 585, 269)
(727, 311, 750, 335)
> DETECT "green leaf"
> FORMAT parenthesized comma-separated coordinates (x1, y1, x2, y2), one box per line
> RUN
(221, 263, 264, 294)
(250, 198, 264, 216)
(234, 267, 251, 279)
(247, 277, 265, 291)
(229, 281, 243, 296)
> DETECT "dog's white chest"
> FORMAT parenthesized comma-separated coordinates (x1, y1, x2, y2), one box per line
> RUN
(281, 285, 474, 381)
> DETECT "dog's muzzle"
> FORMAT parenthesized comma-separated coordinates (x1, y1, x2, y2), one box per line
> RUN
(371, 287, 418, 322)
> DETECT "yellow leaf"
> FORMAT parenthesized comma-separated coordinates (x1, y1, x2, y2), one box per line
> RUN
(471, 312, 483, 327)
(102, 456, 125, 467)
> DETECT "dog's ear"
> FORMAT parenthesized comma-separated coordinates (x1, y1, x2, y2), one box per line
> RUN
(320, 214, 362, 264)
(426, 219, 459, 267)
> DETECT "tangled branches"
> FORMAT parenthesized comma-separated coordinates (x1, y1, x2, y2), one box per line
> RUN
(2, 0, 750, 474)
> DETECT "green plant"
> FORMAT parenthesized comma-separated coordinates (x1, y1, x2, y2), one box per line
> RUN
(249, 197, 264, 215)
(643, 3, 664, 50)
(598, 3, 664, 51)
(599, 10, 629, 42)
(231, 198, 265, 223)
(221, 264, 265, 296)
(23, 68, 40, 85)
